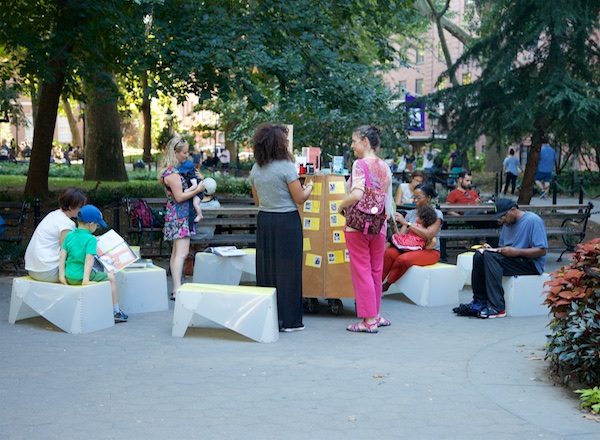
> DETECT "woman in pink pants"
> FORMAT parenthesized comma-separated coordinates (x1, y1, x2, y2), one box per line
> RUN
(338, 125, 393, 334)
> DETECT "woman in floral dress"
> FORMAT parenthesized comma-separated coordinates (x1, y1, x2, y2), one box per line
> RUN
(158, 137, 205, 300)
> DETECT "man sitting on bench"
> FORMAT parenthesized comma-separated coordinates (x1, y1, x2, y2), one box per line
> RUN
(454, 199, 548, 319)
(445, 170, 482, 215)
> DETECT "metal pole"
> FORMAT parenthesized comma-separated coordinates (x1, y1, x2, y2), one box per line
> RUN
(34, 198, 41, 227)
(570, 171, 575, 197)
(579, 177, 584, 205)
(113, 191, 120, 234)
(499, 171, 504, 195)
(552, 174, 557, 205)
(494, 172, 499, 198)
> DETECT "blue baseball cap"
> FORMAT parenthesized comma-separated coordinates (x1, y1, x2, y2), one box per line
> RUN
(77, 205, 107, 227)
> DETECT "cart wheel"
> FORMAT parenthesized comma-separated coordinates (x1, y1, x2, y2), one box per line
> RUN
(304, 298, 319, 314)
(329, 299, 344, 315)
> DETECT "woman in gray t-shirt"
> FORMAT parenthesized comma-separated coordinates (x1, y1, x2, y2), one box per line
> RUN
(249, 123, 313, 332)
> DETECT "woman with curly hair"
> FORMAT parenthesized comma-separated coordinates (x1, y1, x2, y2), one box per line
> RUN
(249, 123, 313, 332)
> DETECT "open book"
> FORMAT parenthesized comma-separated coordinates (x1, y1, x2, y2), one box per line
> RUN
(472, 245, 501, 254)
(95, 229, 138, 273)
(205, 246, 247, 257)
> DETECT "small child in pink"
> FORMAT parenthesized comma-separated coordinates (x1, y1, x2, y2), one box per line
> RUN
(391, 205, 438, 251)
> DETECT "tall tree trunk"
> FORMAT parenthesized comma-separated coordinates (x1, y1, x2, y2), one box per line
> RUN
(61, 97, 82, 148)
(225, 120, 237, 169)
(141, 74, 152, 163)
(24, 62, 67, 198)
(83, 75, 128, 182)
(518, 126, 545, 205)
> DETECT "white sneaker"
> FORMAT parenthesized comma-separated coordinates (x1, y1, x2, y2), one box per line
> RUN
(281, 326, 305, 332)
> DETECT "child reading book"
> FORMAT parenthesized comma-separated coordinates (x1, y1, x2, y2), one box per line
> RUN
(58, 205, 128, 323)
(390, 205, 438, 251)
(178, 159, 203, 223)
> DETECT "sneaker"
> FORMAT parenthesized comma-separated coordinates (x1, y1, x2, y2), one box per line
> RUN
(453, 301, 485, 315)
(281, 326, 305, 332)
(114, 311, 128, 323)
(478, 307, 506, 319)
(539, 190, 547, 199)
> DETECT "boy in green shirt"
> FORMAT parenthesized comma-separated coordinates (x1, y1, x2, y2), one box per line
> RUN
(59, 205, 128, 323)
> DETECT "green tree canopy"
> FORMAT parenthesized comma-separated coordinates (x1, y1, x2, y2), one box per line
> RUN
(429, 0, 600, 203)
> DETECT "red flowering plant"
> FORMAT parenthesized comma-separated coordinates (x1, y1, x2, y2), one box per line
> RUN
(544, 238, 600, 386)
(543, 238, 600, 319)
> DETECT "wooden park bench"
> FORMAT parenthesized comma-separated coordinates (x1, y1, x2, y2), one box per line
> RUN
(0, 201, 28, 271)
(436, 202, 594, 261)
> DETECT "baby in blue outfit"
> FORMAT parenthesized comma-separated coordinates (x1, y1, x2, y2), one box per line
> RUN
(179, 160, 203, 222)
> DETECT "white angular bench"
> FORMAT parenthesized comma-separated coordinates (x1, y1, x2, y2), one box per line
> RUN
(114, 266, 168, 313)
(384, 263, 459, 306)
(456, 251, 475, 290)
(172, 283, 278, 343)
(8, 277, 114, 334)
(192, 249, 256, 285)
(503, 274, 552, 317)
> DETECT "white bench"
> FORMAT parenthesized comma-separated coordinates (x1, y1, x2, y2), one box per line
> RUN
(172, 283, 278, 343)
(8, 277, 114, 334)
(192, 249, 256, 285)
(384, 263, 459, 306)
(114, 266, 168, 313)
(456, 251, 475, 290)
(503, 274, 552, 317)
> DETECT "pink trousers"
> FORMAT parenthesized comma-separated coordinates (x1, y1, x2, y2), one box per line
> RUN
(345, 231, 386, 318)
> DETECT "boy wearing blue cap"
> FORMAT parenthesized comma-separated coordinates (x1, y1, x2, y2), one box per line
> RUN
(58, 205, 128, 323)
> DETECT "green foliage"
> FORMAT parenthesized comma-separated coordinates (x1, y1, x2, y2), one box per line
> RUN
(575, 387, 600, 414)
(544, 238, 600, 386)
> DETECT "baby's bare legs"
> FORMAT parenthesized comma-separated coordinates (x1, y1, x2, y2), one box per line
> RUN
(193, 196, 203, 222)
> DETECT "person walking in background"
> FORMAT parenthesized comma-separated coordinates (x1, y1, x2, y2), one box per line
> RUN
(503, 148, 521, 195)
(535, 141, 556, 199)
(249, 123, 313, 332)
(158, 137, 205, 301)
(25, 187, 88, 283)
(338, 125, 393, 333)
(59, 205, 128, 323)
(395, 170, 426, 206)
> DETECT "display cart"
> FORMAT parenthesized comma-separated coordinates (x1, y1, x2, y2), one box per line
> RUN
(300, 174, 354, 314)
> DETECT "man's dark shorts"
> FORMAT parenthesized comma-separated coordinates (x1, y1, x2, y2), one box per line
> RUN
(534, 171, 552, 183)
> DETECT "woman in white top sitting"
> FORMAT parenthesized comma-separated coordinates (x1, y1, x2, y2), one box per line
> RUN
(395, 170, 427, 206)
(25, 187, 88, 282)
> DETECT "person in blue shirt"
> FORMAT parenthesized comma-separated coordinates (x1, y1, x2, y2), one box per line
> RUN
(454, 199, 548, 319)
(502, 148, 521, 195)
(535, 143, 556, 199)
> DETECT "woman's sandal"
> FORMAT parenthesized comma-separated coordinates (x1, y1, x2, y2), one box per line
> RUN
(377, 316, 391, 327)
(170, 293, 176, 301)
(347, 320, 378, 333)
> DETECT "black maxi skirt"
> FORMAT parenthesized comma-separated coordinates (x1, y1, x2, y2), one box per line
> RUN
(256, 210, 303, 329)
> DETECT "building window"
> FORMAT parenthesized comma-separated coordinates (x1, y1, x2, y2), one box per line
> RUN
(462, 73, 472, 85)
(438, 77, 447, 91)
(415, 79, 424, 95)
(416, 46, 425, 65)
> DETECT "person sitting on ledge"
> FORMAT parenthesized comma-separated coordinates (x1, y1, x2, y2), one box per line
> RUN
(453, 199, 548, 319)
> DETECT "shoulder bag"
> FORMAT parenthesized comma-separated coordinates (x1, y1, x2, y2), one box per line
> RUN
(344, 159, 387, 235)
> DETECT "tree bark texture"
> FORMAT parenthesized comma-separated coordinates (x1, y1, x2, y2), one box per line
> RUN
(83, 76, 128, 182)
(141, 74, 152, 163)
(24, 64, 66, 198)
(61, 97, 82, 148)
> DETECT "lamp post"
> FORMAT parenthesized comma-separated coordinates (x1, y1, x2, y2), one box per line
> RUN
(165, 108, 173, 137)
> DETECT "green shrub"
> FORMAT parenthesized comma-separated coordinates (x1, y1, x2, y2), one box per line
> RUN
(544, 238, 600, 386)
(575, 386, 600, 414)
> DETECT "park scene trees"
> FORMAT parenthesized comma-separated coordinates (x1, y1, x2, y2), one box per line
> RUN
(0, 0, 599, 202)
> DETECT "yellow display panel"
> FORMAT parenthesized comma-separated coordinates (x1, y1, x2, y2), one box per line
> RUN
(303, 217, 321, 231)
(305, 253, 323, 268)
(303, 200, 321, 214)
(326, 250, 345, 264)
(332, 230, 346, 244)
